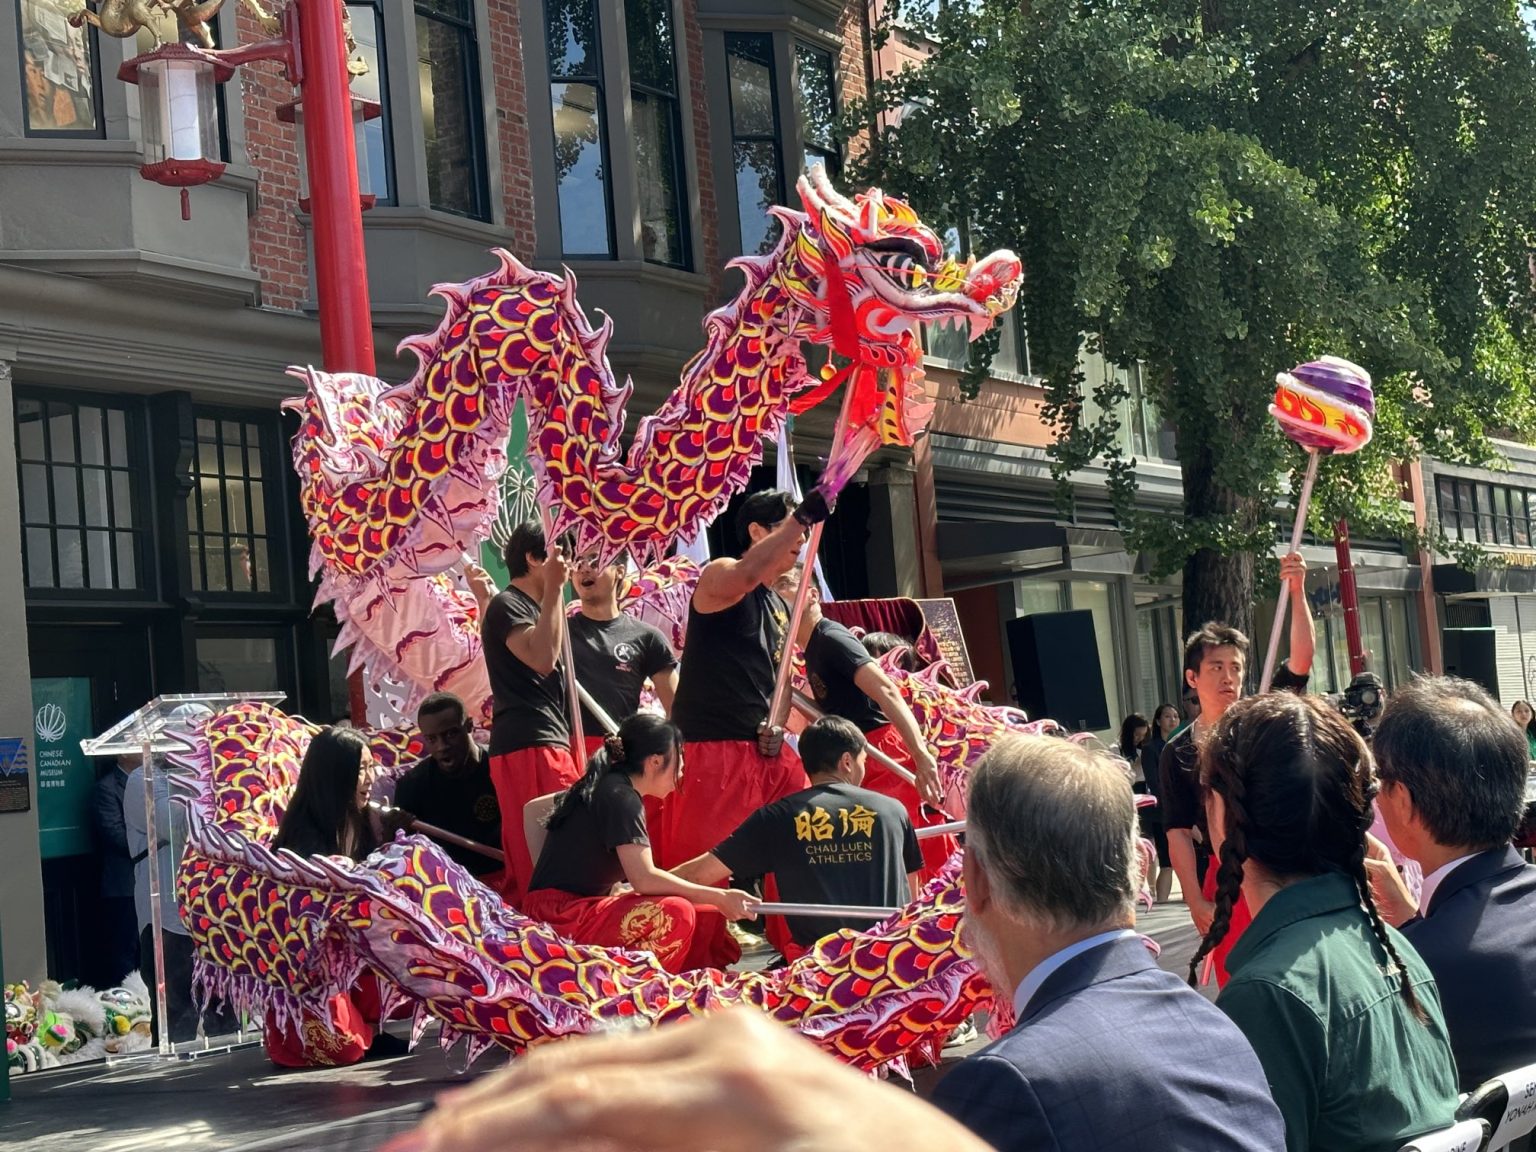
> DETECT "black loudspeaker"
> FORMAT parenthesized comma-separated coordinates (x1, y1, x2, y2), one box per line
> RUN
(1006, 609, 1111, 731)
(1442, 627, 1500, 696)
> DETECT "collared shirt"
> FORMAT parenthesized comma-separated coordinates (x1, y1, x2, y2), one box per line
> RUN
(1218, 872, 1457, 1152)
(1012, 929, 1139, 1019)
(1417, 853, 1477, 915)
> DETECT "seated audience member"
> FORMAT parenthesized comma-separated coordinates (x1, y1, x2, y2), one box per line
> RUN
(930, 734, 1283, 1152)
(1194, 693, 1458, 1152)
(266, 727, 392, 1067)
(675, 717, 923, 963)
(392, 693, 502, 880)
(382, 1009, 995, 1152)
(524, 714, 750, 973)
(1365, 676, 1536, 1091)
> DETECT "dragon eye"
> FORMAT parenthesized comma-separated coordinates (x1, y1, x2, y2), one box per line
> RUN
(865, 237, 931, 271)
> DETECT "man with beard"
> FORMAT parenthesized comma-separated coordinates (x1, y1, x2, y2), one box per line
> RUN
(393, 693, 502, 880)
(931, 735, 1284, 1152)
(568, 557, 679, 756)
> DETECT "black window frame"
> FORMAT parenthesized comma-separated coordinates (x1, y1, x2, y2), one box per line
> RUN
(347, 0, 398, 206)
(14, 388, 148, 597)
(725, 31, 785, 256)
(624, 0, 691, 269)
(414, 0, 490, 221)
(546, 0, 617, 259)
(186, 408, 290, 602)
(15, 0, 105, 140)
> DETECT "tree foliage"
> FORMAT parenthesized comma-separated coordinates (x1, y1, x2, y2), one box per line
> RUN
(850, 0, 1536, 636)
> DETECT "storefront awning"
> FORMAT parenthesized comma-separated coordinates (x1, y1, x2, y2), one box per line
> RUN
(938, 521, 1133, 585)
(1434, 562, 1536, 597)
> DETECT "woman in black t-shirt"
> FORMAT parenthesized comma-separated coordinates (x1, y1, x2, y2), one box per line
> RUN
(524, 714, 755, 973)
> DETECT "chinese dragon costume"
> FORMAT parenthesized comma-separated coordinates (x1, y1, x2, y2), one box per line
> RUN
(176, 168, 1035, 1070)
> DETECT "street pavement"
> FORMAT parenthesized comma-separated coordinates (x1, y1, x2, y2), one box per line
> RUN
(1, 900, 1205, 1152)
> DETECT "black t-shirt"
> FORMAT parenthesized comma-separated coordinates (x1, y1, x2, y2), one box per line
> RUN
(569, 612, 677, 732)
(712, 781, 921, 948)
(393, 751, 501, 877)
(804, 618, 885, 733)
(671, 584, 788, 742)
(482, 586, 569, 755)
(1159, 664, 1309, 847)
(527, 772, 649, 898)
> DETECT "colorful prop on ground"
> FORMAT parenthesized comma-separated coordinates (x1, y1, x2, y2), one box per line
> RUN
(5, 975, 153, 1073)
(285, 167, 1019, 720)
(1260, 355, 1377, 692)
(175, 678, 1044, 1070)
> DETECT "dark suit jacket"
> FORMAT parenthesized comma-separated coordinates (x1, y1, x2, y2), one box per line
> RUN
(1401, 846, 1536, 1091)
(931, 936, 1285, 1152)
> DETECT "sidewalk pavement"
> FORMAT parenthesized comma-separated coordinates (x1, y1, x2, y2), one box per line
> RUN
(2, 900, 1207, 1152)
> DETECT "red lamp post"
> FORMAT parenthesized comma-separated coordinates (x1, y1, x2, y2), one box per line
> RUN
(119, 0, 376, 723)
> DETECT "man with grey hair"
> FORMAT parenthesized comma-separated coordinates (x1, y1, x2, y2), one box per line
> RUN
(931, 735, 1284, 1152)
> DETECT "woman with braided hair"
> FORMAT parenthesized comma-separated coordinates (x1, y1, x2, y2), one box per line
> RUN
(523, 713, 753, 972)
(1192, 692, 1457, 1152)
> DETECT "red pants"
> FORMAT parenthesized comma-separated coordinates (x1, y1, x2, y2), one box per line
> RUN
(1201, 856, 1252, 988)
(264, 974, 380, 1068)
(522, 888, 741, 973)
(651, 739, 808, 868)
(863, 724, 957, 884)
(490, 745, 582, 905)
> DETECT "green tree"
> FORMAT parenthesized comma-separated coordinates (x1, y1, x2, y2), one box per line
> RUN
(853, 0, 1536, 642)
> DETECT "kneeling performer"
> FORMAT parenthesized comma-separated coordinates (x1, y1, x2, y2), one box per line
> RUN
(523, 714, 752, 973)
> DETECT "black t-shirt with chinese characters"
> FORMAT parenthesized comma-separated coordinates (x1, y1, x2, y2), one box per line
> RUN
(671, 584, 789, 742)
(393, 750, 501, 877)
(1159, 664, 1310, 850)
(804, 618, 885, 733)
(712, 781, 921, 948)
(527, 771, 649, 898)
(568, 612, 677, 732)
(482, 586, 569, 756)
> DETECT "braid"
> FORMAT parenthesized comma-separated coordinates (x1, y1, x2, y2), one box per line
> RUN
(1187, 773, 1250, 986)
(1348, 839, 1428, 1023)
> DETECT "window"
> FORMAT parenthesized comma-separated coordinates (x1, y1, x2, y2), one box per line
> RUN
(1494, 486, 1515, 546)
(348, 2, 395, 203)
(196, 634, 282, 694)
(726, 33, 784, 256)
(1437, 476, 1460, 541)
(626, 0, 689, 266)
(14, 394, 142, 591)
(17, 0, 101, 136)
(1456, 480, 1477, 540)
(794, 44, 838, 178)
(547, 0, 614, 257)
(187, 415, 277, 595)
(416, 0, 488, 219)
(1516, 489, 1532, 548)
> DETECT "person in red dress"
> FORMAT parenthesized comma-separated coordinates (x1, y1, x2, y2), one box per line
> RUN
(265, 727, 396, 1067)
(523, 713, 752, 972)
(479, 521, 580, 905)
(773, 569, 952, 883)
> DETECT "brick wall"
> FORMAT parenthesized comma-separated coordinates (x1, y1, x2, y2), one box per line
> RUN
(836, 0, 871, 162)
(236, 5, 307, 310)
(681, 0, 721, 299)
(487, 0, 538, 258)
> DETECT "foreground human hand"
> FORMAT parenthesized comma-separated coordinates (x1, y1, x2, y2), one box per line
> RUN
(1363, 835, 1418, 926)
(462, 561, 497, 607)
(1279, 551, 1307, 588)
(1187, 895, 1216, 936)
(381, 1009, 996, 1152)
(715, 888, 758, 921)
(912, 748, 944, 810)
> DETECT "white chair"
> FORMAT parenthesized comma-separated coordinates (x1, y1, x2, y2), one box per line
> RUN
(523, 791, 561, 870)
(1398, 1119, 1490, 1152)
(1456, 1062, 1536, 1152)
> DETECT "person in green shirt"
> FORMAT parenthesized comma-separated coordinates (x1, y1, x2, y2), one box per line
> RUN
(1508, 699, 1536, 761)
(1188, 692, 1459, 1152)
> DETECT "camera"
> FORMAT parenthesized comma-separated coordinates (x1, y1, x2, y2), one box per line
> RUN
(1327, 671, 1385, 737)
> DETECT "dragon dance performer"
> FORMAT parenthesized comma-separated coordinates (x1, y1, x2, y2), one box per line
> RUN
(654, 490, 823, 867)
(523, 714, 751, 972)
(776, 568, 954, 884)
(481, 520, 580, 905)
(392, 693, 503, 882)
(569, 557, 679, 757)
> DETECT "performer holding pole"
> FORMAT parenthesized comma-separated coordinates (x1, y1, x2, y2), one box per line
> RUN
(479, 519, 581, 905)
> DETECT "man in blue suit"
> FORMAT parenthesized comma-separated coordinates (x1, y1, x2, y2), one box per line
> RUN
(931, 734, 1284, 1152)
(1367, 675, 1536, 1092)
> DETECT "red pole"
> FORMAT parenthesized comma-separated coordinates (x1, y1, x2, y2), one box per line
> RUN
(1334, 518, 1368, 676)
(294, 0, 375, 723)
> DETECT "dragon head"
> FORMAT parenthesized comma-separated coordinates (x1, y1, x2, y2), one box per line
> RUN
(787, 165, 1022, 368)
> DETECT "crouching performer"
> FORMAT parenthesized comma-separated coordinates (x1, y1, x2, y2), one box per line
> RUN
(523, 714, 753, 973)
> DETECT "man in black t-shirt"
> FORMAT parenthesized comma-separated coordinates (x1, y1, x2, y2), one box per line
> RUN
(674, 716, 921, 960)
(480, 519, 579, 903)
(569, 558, 678, 754)
(1159, 551, 1313, 986)
(657, 490, 824, 867)
(392, 692, 502, 879)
